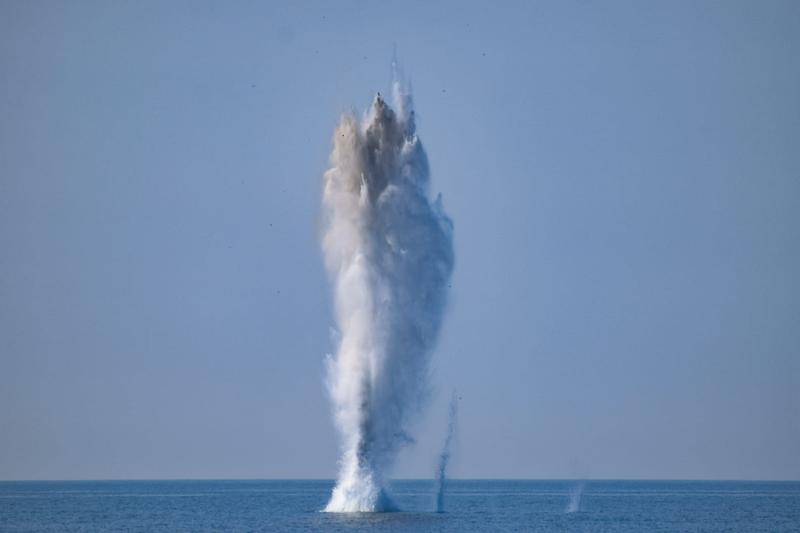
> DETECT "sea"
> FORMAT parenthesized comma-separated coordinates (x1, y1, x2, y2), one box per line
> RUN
(1, 480, 798, 532)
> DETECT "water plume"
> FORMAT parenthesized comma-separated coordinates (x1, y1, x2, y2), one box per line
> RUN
(566, 481, 585, 513)
(435, 392, 458, 513)
(320, 78, 454, 512)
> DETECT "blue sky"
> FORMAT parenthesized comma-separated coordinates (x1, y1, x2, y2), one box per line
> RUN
(1, 0, 798, 480)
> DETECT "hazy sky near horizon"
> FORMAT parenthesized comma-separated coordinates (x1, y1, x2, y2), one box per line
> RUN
(2, 0, 799, 481)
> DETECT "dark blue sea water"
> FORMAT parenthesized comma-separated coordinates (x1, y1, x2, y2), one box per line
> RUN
(1, 480, 798, 532)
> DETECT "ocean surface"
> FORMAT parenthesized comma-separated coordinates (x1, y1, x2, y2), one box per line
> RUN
(1, 480, 799, 532)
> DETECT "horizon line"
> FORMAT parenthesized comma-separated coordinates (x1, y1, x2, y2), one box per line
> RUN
(2, 477, 798, 483)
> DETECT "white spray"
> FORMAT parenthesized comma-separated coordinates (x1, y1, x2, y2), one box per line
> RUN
(566, 481, 585, 513)
(435, 392, 458, 513)
(320, 78, 454, 512)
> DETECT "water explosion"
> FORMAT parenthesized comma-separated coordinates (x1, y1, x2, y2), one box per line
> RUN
(320, 80, 454, 512)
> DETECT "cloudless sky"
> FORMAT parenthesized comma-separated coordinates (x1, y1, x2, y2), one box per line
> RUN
(1, 0, 799, 481)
